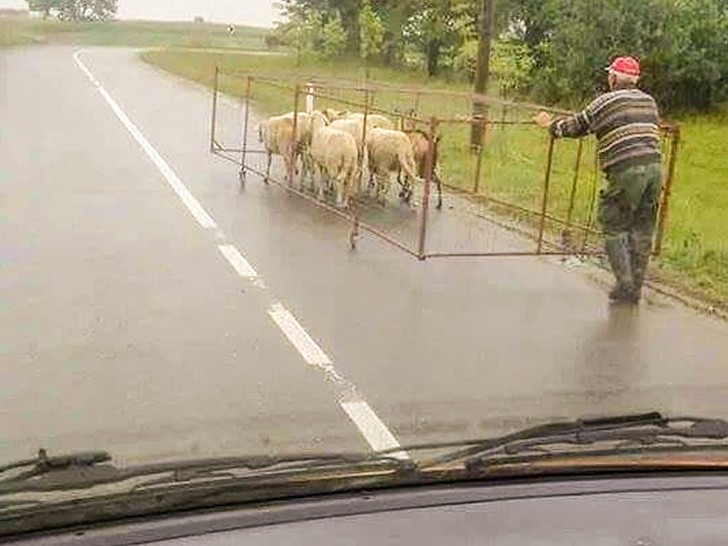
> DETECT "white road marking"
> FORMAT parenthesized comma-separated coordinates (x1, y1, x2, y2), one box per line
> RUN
(341, 400, 410, 460)
(268, 303, 409, 459)
(268, 303, 332, 366)
(73, 50, 217, 230)
(218, 244, 258, 279)
(73, 49, 406, 459)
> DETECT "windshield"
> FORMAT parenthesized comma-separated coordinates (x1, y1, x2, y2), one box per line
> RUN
(1, 0, 727, 535)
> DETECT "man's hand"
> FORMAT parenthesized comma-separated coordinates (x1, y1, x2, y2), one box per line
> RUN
(533, 111, 554, 128)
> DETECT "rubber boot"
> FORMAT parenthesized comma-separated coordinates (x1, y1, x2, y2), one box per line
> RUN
(604, 234, 635, 304)
(629, 234, 653, 304)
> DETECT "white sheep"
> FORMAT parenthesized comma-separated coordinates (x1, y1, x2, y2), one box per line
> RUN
(258, 111, 313, 185)
(308, 110, 359, 209)
(328, 113, 396, 194)
(365, 128, 420, 205)
(347, 112, 395, 131)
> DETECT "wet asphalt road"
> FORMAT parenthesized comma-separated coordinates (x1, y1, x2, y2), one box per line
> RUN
(1, 47, 727, 465)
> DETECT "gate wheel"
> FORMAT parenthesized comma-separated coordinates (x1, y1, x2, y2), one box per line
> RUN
(238, 168, 246, 188)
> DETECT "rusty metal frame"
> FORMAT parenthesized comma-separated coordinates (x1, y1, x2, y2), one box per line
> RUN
(209, 68, 679, 262)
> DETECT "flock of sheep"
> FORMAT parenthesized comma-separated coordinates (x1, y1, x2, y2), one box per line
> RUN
(257, 108, 443, 211)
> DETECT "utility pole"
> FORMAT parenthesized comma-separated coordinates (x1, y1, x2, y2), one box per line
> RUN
(470, 0, 494, 149)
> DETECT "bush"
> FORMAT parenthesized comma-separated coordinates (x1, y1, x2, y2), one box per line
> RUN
(525, 0, 728, 112)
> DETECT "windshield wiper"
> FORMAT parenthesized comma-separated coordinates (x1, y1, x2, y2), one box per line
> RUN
(0, 450, 415, 495)
(387, 412, 728, 471)
(0, 449, 112, 481)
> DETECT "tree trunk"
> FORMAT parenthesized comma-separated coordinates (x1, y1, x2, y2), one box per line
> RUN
(426, 40, 441, 77)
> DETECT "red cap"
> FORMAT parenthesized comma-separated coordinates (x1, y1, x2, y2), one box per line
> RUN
(606, 56, 641, 77)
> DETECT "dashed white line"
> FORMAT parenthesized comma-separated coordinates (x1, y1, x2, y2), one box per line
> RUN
(73, 49, 407, 460)
(73, 50, 217, 230)
(340, 400, 410, 460)
(218, 244, 258, 279)
(268, 303, 409, 459)
(268, 303, 333, 366)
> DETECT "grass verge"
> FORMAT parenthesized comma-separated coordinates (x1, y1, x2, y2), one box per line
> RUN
(0, 18, 267, 49)
(140, 49, 727, 309)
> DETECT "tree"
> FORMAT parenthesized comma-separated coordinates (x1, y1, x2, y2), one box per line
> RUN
(25, 0, 62, 18)
(359, 0, 385, 71)
(455, 36, 533, 96)
(402, 0, 476, 76)
(319, 12, 348, 57)
(58, 0, 118, 21)
(518, 0, 728, 111)
(276, 0, 362, 54)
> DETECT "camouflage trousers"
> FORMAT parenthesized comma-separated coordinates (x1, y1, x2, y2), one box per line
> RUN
(597, 160, 663, 296)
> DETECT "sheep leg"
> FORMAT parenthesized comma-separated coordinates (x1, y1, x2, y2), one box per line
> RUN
(376, 173, 389, 206)
(335, 172, 347, 209)
(316, 165, 326, 201)
(264, 152, 272, 184)
(435, 171, 443, 210)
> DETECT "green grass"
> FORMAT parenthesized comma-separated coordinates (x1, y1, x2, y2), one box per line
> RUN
(140, 49, 727, 308)
(0, 18, 267, 49)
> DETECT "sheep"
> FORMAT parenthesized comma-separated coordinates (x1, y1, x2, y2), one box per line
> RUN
(347, 112, 395, 131)
(257, 111, 313, 186)
(325, 108, 350, 122)
(365, 128, 420, 205)
(402, 130, 443, 210)
(308, 110, 359, 209)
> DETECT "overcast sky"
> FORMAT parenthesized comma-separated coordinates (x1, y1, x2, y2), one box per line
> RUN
(0, 0, 281, 27)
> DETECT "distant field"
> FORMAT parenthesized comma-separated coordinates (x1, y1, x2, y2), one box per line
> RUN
(0, 18, 267, 49)
(140, 50, 728, 309)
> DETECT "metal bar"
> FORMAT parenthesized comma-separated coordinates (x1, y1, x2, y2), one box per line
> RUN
(217, 148, 268, 154)
(565, 137, 585, 230)
(440, 181, 601, 235)
(473, 143, 485, 194)
(213, 150, 245, 165)
(417, 118, 437, 259)
(210, 66, 219, 154)
(215, 71, 680, 128)
(654, 126, 680, 256)
(306, 91, 423, 124)
(581, 151, 601, 254)
(360, 88, 370, 191)
(290, 85, 301, 186)
(536, 134, 556, 253)
(425, 250, 605, 258)
(241, 75, 252, 171)
(242, 164, 421, 259)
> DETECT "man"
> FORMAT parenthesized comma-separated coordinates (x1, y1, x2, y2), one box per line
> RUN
(534, 56, 662, 304)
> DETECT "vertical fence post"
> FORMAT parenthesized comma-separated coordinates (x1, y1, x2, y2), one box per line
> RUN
(565, 137, 584, 232)
(473, 136, 485, 194)
(417, 117, 437, 260)
(360, 88, 371, 193)
(305, 82, 315, 113)
(654, 125, 680, 256)
(580, 153, 600, 254)
(210, 66, 219, 153)
(240, 75, 252, 182)
(290, 84, 301, 187)
(536, 134, 556, 253)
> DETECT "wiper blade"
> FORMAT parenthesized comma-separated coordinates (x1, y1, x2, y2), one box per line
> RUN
(403, 412, 728, 470)
(0, 449, 111, 481)
(0, 450, 414, 495)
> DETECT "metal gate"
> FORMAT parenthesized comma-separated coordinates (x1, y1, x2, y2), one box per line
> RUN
(210, 67, 679, 261)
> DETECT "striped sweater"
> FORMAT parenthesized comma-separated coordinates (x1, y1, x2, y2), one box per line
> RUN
(550, 87, 661, 172)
